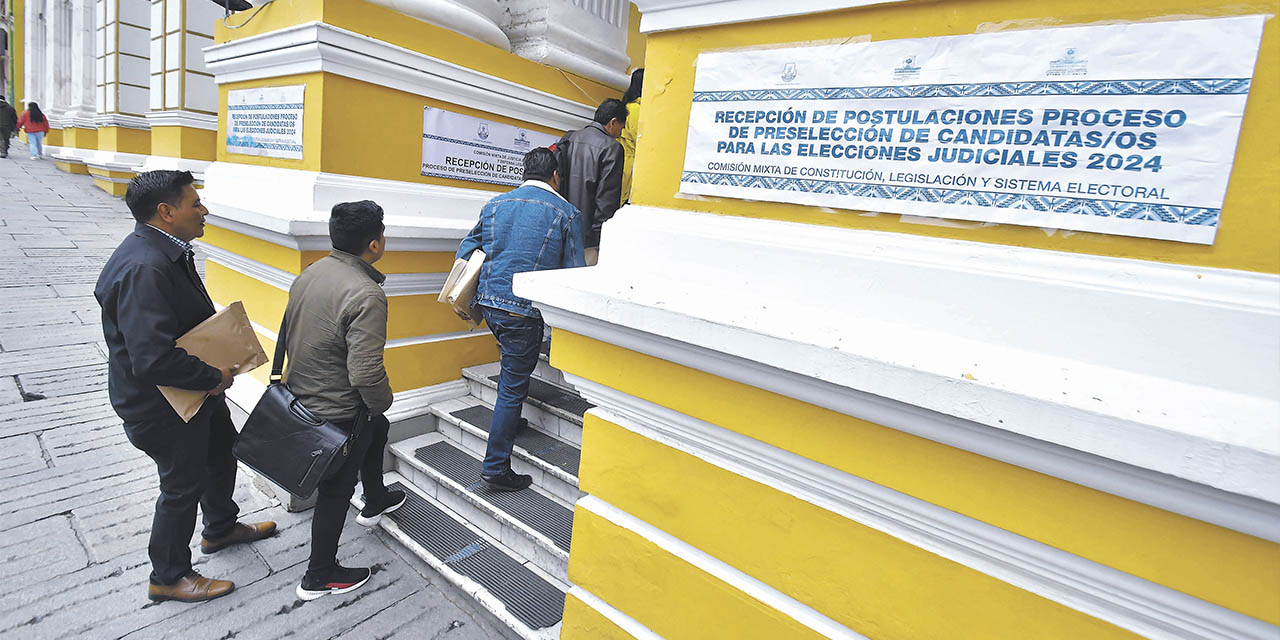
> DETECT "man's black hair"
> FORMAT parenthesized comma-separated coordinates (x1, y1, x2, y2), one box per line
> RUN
(523, 147, 558, 183)
(124, 170, 196, 223)
(593, 98, 628, 126)
(330, 200, 385, 255)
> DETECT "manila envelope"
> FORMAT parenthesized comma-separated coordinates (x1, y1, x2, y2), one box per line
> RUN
(158, 301, 269, 422)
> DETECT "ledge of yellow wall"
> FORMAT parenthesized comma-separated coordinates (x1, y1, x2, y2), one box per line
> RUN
(570, 506, 834, 640)
(575, 418, 1140, 639)
(151, 125, 216, 161)
(552, 331, 1280, 623)
(96, 126, 151, 155)
(249, 330, 496, 391)
(44, 129, 63, 147)
(202, 224, 458, 275)
(635, 0, 1280, 273)
(91, 178, 130, 197)
(55, 160, 90, 175)
(561, 593, 637, 640)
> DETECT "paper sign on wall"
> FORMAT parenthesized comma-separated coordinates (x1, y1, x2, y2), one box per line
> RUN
(421, 107, 559, 187)
(226, 85, 305, 160)
(679, 17, 1265, 244)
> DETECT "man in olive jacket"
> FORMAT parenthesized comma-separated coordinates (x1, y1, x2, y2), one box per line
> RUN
(282, 200, 404, 600)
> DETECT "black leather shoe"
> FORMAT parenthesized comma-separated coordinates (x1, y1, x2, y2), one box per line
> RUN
(481, 468, 532, 492)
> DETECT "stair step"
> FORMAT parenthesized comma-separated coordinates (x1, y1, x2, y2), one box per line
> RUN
(462, 362, 589, 446)
(358, 472, 566, 639)
(453, 404, 581, 477)
(430, 397, 583, 505)
(389, 433, 572, 581)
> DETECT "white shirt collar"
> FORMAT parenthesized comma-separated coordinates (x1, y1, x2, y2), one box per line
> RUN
(520, 180, 567, 202)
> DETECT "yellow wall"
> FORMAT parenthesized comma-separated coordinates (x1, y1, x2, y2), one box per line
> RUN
(96, 126, 151, 154)
(61, 126, 97, 151)
(218, 72, 323, 171)
(12, 0, 23, 106)
(575, 418, 1144, 639)
(626, 3, 646, 72)
(553, 331, 1280, 625)
(151, 125, 216, 161)
(561, 593, 636, 640)
(635, 0, 1280, 273)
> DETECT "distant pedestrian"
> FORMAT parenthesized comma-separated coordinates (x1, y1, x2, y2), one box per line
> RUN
(282, 200, 400, 601)
(95, 170, 276, 604)
(456, 148, 585, 491)
(556, 98, 626, 265)
(0, 96, 17, 159)
(619, 69, 644, 206)
(17, 102, 49, 160)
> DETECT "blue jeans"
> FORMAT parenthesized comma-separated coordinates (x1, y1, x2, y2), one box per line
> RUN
(479, 306, 544, 476)
(28, 131, 44, 158)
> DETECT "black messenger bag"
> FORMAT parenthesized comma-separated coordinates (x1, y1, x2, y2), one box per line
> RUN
(233, 315, 362, 498)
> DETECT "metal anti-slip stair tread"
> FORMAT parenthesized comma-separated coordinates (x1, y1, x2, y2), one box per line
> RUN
(384, 482, 565, 630)
(451, 405, 581, 476)
(415, 441, 573, 551)
(486, 374, 594, 418)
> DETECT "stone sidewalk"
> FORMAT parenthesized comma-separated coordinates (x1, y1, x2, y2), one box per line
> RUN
(0, 142, 518, 640)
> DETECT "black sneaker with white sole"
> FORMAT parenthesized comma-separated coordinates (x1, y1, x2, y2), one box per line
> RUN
(481, 468, 533, 492)
(295, 565, 372, 601)
(356, 489, 407, 527)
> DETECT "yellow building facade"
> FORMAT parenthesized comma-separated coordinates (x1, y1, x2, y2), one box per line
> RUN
(14, 0, 1280, 638)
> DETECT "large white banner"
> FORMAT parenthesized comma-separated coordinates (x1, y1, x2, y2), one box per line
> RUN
(421, 107, 559, 187)
(680, 17, 1265, 244)
(226, 85, 305, 160)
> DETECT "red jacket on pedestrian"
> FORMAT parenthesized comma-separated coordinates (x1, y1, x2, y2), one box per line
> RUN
(17, 110, 50, 134)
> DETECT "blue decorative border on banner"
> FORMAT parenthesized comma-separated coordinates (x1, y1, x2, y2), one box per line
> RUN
(680, 171, 1219, 226)
(691, 78, 1251, 102)
(422, 133, 523, 156)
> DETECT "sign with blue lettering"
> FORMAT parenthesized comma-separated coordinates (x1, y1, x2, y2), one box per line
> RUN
(679, 17, 1265, 244)
(227, 85, 305, 160)
(421, 107, 558, 187)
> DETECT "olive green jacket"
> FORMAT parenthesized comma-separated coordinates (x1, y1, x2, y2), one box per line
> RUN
(282, 249, 393, 422)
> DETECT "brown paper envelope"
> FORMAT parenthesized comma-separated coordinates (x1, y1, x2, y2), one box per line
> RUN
(158, 301, 269, 422)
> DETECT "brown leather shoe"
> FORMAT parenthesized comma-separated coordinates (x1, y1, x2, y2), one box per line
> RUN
(147, 571, 234, 603)
(200, 521, 278, 554)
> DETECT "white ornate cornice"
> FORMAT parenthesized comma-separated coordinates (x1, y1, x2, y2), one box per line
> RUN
(632, 0, 909, 33)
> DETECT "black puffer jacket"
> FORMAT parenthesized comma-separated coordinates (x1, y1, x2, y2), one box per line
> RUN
(559, 122, 623, 248)
(0, 101, 17, 132)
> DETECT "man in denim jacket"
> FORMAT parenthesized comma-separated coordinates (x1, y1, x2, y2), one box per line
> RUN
(456, 148, 586, 490)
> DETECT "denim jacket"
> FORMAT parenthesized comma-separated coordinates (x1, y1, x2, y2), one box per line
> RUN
(456, 181, 586, 317)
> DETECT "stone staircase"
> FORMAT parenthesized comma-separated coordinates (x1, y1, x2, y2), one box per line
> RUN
(353, 353, 591, 639)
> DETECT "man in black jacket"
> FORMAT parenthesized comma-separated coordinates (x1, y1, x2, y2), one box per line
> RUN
(0, 96, 17, 158)
(558, 98, 626, 265)
(95, 170, 276, 603)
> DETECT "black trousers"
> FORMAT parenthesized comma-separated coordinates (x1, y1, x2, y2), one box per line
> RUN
(0, 130, 10, 156)
(124, 399, 240, 585)
(306, 413, 389, 576)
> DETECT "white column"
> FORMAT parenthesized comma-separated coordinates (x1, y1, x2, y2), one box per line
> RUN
(95, 0, 151, 125)
(22, 0, 46, 105)
(363, 0, 510, 50)
(497, 0, 631, 89)
(41, 0, 71, 120)
(62, 0, 98, 128)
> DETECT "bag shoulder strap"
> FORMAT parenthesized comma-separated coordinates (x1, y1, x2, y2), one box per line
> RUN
(270, 314, 288, 383)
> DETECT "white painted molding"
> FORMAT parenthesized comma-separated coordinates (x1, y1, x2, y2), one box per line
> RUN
(517, 206, 1280, 506)
(202, 21, 594, 131)
(500, 0, 632, 89)
(200, 240, 450, 298)
(385, 328, 491, 348)
(145, 110, 219, 131)
(577, 495, 870, 640)
(574, 384, 1278, 640)
(141, 155, 214, 179)
(221, 356, 469, 425)
(633, 0, 910, 33)
(364, 0, 511, 50)
(566, 586, 666, 640)
(93, 113, 151, 130)
(200, 162, 497, 252)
